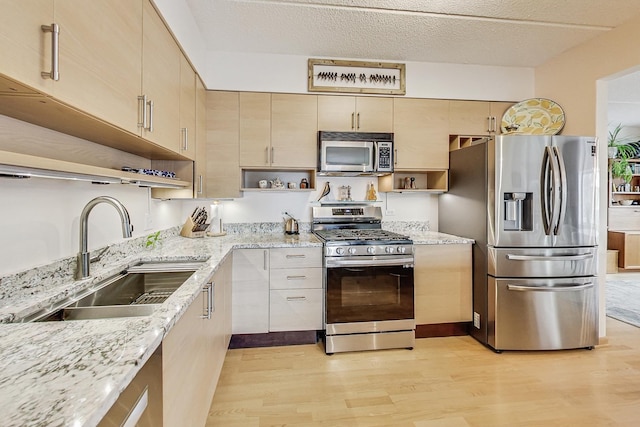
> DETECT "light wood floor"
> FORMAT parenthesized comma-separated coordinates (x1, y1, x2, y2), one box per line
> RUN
(206, 318, 640, 426)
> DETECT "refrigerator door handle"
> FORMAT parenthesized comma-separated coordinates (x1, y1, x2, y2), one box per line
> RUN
(540, 147, 553, 235)
(505, 253, 594, 261)
(552, 146, 568, 235)
(507, 282, 593, 292)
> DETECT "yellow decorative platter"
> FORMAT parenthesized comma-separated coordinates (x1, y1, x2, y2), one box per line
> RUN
(501, 98, 565, 135)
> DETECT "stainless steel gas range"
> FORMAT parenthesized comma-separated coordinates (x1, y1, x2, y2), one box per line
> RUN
(312, 205, 415, 354)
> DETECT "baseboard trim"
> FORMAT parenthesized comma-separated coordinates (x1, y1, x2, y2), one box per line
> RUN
(416, 322, 470, 338)
(229, 330, 319, 348)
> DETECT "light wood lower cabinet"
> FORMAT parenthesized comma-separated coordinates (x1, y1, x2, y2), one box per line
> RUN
(608, 230, 640, 269)
(414, 244, 472, 324)
(232, 249, 270, 334)
(269, 248, 323, 332)
(232, 247, 323, 334)
(162, 257, 231, 427)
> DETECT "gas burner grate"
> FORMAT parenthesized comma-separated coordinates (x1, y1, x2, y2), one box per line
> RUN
(314, 229, 410, 242)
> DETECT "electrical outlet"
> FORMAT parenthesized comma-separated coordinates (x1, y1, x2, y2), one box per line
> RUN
(144, 213, 153, 231)
(385, 209, 396, 216)
(473, 312, 480, 329)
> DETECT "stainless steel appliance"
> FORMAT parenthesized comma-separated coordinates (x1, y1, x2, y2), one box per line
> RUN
(318, 131, 393, 176)
(312, 205, 415, 354)
(439, 135, 598, 351)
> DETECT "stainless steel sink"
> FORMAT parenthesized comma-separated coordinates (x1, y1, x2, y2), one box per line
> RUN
(26, 261, 204, 322)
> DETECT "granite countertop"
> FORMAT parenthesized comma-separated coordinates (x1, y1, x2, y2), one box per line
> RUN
(0, 228, 471, 427)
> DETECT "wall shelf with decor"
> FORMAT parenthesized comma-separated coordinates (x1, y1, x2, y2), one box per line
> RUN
(241, 168, 316, 191)
(378, 170, 448, 193)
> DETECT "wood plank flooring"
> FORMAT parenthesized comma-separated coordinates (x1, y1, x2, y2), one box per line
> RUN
(206, 318, 640, 426)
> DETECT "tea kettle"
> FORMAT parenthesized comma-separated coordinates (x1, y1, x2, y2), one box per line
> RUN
(283, 211, 299, 235)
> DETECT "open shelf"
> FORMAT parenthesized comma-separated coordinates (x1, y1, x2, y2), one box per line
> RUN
(449, 135, 489, 151)
(241, 168, 315, 191)
(0, 150, 190, 188)
(378, 170, 448, 193)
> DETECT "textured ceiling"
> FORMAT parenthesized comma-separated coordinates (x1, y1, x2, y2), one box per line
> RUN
(184, 0, 640, 67)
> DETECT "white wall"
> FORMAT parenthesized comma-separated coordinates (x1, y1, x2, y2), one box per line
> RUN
(205, 52, 534, 100)
(0, 177, 182, 276)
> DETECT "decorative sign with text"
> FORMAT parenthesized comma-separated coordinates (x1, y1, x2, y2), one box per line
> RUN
(308, 58, 405, 95)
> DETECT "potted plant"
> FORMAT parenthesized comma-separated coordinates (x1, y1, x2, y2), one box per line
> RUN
(609, 123, 639, 187)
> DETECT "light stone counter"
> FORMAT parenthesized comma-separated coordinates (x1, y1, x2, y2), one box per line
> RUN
(0, 227, 470, 427)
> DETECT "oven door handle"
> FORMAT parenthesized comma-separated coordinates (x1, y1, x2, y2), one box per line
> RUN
(326, 256, 414, 268)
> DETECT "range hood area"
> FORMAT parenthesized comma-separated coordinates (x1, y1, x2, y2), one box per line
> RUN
(0, 150, 190, 189)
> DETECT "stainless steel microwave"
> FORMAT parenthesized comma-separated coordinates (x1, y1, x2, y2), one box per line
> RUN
(317, 131, 394, 176)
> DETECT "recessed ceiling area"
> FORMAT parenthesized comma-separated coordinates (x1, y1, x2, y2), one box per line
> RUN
(184, 0, 640, 67)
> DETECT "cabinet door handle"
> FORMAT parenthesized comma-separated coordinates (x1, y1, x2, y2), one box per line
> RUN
(356, 113, 360, 130)
(197, 175, 203, 195)
(264, 250, 268, 270)
(286, 275, 307, 280)
(265, 146, 269, 164)
(147, 100, 154, 132)
(394, 148, 398, 165)
(137, 95, 147, 129)
(181, 127, 188, 151)
(201, 282, 213, 319)
(286, 254, 306, 259)
(271, 147, 275, 164)
(351, 112, 355, 130)
(286, 296, 307, 301)
(41, 23, 60, 81)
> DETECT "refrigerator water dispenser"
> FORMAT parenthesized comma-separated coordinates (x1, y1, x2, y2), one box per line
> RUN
(503, 192, 532, 231)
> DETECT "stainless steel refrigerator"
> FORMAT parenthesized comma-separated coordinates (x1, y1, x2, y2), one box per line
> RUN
(439, 135, 598, 351)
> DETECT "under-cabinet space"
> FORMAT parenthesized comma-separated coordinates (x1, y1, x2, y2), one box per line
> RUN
(378, 170, 448, 193)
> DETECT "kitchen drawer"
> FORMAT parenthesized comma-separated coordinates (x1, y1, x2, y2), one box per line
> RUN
(608, 207, 640, 230)
(269, 289, 323, 332)
(270, 267, 322, 290)
(270, 247, 322, 269)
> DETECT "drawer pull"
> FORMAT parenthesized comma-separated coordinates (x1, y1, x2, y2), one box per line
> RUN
(286, 296, 307, 301)
(286, 254, 306, 259)
(286, 275, 307, 280)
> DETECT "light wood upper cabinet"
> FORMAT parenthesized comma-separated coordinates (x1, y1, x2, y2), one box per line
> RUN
(271, 93, 318, 168)
(449, 100, 514, 135)
(393, 98, 449, 169)
(53, 0, 143, 136)
(206, 91, 241, 199)
(318, 95, 392, 132)
(0, 0, 143, 136)
(141, 0, 181, 151)
(0, 0, 54, 94)
(239, 92, 271, 167)
(178, 55, 196, 160)
(194, 77, 207, 197)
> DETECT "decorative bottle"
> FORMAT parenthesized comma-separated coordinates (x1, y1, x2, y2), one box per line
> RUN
(366, 182, 377, 201)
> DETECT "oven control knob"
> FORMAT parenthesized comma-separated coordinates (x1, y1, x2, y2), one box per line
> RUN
(397, 246, 406, 254)
(367, 246, 376, 254)
(348, 247, 357, 254)
(385, 247, 394, 253)
(336, 247, 345, 255)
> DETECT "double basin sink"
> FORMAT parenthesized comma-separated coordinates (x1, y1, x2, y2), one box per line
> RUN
(24, 261, 204, 322)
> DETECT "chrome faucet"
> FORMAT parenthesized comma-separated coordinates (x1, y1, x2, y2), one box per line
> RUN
(76, 196, 133, 279)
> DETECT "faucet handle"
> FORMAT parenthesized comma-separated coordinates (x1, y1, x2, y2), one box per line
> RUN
(90, 247, 109, 264)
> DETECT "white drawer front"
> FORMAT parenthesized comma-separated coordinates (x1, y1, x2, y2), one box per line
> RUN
(270, 247, 322, 269)
(269, 289, 323, 332)
(270, 267, 322, 290)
